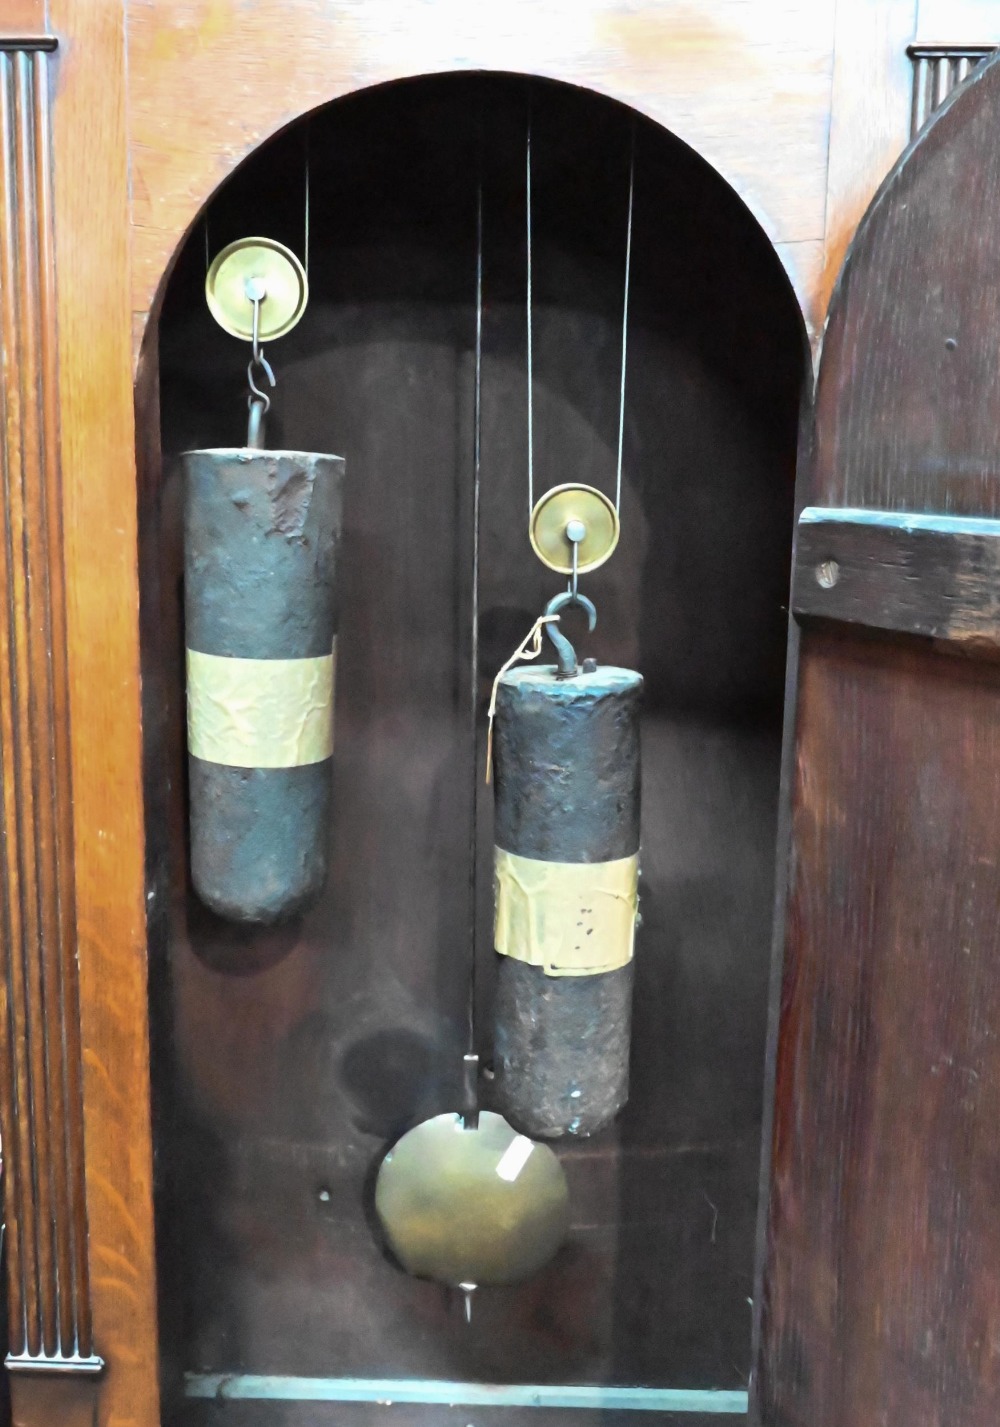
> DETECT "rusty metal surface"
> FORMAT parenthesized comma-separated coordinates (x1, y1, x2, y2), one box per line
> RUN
(492, 665, 642, 1136)
(492, 666, 642, 862)
(492, 959, 634, 1138)
(183, 447, 344, 922)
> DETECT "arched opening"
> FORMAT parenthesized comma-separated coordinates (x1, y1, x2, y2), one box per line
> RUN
(143, 72, 807, 1420)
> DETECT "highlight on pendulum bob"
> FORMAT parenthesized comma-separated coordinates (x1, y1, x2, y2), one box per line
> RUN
(183, 235, 347, 924)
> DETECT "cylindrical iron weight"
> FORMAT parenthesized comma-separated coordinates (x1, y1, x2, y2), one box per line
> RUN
(491, 664, 642, 1137)
(183, 447, 345, 923)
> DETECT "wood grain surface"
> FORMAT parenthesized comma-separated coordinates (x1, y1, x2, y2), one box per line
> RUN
(792, 508, 1000, 650)
(47, 1, 162, 1424)
(819, 0, 916, 322)
(124, 0, 838, 347)
(758, 48, 1000, 1427)
(175, 1404, 739, 1427)
(814, 52, 1000, 518)
(1, 2, 46, 35)
(0, 37, 103, 1427)
(0, 1, 948, 1422)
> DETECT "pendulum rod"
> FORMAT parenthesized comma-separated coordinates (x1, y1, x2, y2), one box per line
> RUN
(464, 125, 485, 1132)
(374, 102, 572, 1316)
(525, 96, 535, 524)
(303, 119, 311, 278)
(524, 109, 637, 536)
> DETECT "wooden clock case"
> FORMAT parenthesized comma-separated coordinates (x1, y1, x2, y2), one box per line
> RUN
(2, 3, 1000, 1426)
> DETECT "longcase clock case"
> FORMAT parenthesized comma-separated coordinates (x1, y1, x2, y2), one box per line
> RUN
(1, 6, 999, 1427)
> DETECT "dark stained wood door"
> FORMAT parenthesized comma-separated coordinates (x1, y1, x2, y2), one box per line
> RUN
(757, 49, 1000, 1427)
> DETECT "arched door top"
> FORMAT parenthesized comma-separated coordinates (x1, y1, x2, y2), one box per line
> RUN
(128, 1, 836, 353)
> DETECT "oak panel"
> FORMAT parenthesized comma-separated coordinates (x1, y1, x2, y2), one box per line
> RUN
(814, 52, 1000, 517)
(124, 0, 837, 343)
(763, 634, 1000, 1426)
(819, 0, 916, 322)
(792, 508, 1000, 650)
(0, 43, 101, 1427)
(759, 47, 1000, 1427)
(49, 1, 162, 1424)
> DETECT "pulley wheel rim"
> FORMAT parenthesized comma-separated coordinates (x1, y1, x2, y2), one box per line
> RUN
(205, 236, 309, 341)
(375, 1110, 570, 1287)
(529, 483, 621, 574)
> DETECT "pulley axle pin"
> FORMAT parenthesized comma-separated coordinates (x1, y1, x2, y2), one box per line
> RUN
(244, 274, 267, 305)
(566, 517, 585, 597)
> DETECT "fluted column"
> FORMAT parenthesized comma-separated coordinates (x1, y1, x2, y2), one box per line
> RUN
(0, 34, 103, 1411)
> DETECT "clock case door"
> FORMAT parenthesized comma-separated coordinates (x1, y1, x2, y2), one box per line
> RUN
(756, 46, 1000, 1427)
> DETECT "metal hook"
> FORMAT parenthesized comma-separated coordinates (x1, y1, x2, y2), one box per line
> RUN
(544, 589, 597, 678)
(245, 287, 276, 448)
(247, 289, 276, 396)
(246, 352, 275, 449)
(246, 352, 276, 408)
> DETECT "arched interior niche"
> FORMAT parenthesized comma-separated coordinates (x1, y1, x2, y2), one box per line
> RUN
(143, 73, 807, 1422)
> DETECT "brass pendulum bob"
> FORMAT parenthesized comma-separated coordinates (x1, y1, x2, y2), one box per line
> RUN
(184, 237, 346, 924)
(374, 1054, 570, 1311)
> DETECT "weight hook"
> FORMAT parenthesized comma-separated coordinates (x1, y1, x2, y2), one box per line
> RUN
(543, 589, 597, 678)
(245, 287, 276, 414)
(247, 352, 276, 408)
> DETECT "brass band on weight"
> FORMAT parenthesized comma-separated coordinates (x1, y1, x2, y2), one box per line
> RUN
(494, 848, 638, 977)
(186, 647, 336, 768)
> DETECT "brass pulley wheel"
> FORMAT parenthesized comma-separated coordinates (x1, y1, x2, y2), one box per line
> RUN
(529, 483, 621, 575)
(205, 237, 309, 341)
(375, 1110, 570, 1288)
